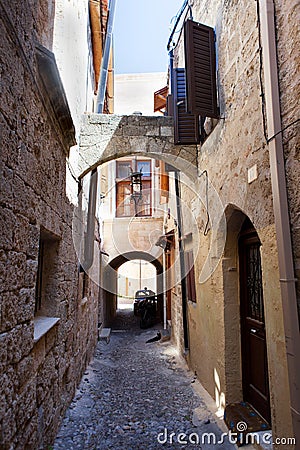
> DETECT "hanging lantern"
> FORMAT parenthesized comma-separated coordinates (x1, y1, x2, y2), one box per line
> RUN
(130, 170, 143, 199)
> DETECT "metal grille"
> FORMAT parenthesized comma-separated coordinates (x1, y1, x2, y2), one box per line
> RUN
(246, 243, 264, 322)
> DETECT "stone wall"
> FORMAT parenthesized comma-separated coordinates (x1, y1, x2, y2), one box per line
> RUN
(101, 217, 164, 325)
(78, 114, 198, 178)
(103, 217, 164, 263)
(0, 1, 99, 448)
(170, 0, 296, 443)
(274, 0, 300, 310)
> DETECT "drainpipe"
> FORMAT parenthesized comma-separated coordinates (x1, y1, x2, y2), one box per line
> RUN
(162, 238, 167, 331)
(82, 168, 98, 271)
(95, 0, 117, 113)
(83, 0, 117, 271)
(169, 49, 174, 98)
(169, 50, 189, 350)
(259, 0, 300, 442)
(175, 171, 189, 350)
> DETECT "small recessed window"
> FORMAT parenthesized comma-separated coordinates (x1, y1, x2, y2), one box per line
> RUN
(35, 229, 60, 317)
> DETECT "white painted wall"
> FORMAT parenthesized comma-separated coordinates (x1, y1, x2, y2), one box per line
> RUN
(117, 260, 157, 305)
(53, 0, 94, 130)
(114, 72, 168, 116)
(53, 0, 95, 203)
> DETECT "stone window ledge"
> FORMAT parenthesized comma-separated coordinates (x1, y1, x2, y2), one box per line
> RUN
(33, 316, 60, 343)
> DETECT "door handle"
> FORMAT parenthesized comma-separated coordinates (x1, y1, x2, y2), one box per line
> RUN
(250, 328, 258, 333)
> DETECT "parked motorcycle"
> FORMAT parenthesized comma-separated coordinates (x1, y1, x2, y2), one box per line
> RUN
(139, 295, 157, 329)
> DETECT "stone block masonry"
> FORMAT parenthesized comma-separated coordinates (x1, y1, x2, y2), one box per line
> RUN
(78, 113, 199, 179)
(274, 0, 300, 309)
(169, 0, 299, 446)
(0, 2, 99, 448)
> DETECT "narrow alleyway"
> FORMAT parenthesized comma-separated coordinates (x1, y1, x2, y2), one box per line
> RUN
(53, 309, 236, 450)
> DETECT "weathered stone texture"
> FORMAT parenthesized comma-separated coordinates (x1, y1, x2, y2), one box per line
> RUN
(275, 0, 300, 309)
(169, 0, 297, 444)
(78, 114, 197, 177)
(0, 3, 99, 449)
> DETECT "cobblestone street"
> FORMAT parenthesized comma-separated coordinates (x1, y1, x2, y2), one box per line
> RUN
(53, 309, 236, 450)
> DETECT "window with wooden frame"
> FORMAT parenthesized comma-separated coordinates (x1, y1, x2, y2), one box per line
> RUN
(115, 159, 152, 217)
(185, 249, 196, 302)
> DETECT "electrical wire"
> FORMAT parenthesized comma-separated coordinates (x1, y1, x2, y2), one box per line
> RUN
(66, 158, 81, 185)
(267, 118, 300, 143)
(254, 1, 300, 151)
(66, 157, 94, 209)
(255, 0, 269, 143)
(199, 170, 210, 236)
(167, 0, 189, 51)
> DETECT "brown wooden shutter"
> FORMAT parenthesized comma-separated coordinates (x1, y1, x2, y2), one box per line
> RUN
(184, 20, 218, 118)
(159, 161, 169, 203)
(174, 68, 200, 145)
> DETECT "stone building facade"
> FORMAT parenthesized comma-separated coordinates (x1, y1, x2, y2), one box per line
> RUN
(71, 0, 300, 445)
(0, 0, 106, 448)
(2, 0, 298, 447)
(163, 0, 300, 446)
(98, 156, 165, 324)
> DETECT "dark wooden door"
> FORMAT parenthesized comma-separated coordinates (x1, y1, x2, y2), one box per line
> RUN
(165, 233, 175, 321)
(166, 251, 172, 321)
(239, 223, 271, 423)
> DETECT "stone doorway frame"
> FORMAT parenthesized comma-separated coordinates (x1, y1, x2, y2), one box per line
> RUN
(222, 206, 246, 404)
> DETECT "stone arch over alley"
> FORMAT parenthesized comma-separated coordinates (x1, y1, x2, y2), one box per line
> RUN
(102, 250, 163, 325)
(78, 114, 199, 180)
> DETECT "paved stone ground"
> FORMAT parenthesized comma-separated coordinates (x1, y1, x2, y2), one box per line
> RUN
(53, 309, 237, 450)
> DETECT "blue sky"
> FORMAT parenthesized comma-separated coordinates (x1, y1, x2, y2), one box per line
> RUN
(113, 0, 184, 74)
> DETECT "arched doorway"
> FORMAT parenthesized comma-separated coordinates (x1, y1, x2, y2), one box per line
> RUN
(223, 206, 271, 423)
(117, 259, 157, 310)
(103, 251, 163, 326)
(239, 218, 271, 423)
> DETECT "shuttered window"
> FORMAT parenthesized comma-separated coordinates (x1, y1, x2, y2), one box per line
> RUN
(159, 161, 169, 204)
(184, 20, 218, 118)
(174, 68, 200, 145)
